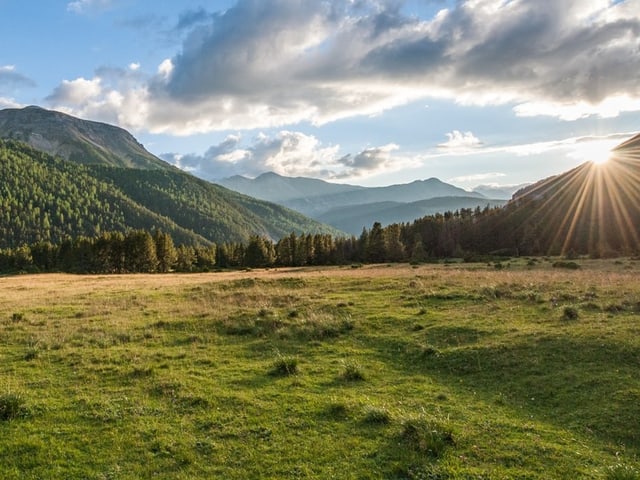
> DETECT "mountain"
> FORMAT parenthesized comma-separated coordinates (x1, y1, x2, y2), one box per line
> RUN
(219, 172, 364, 203)
(500, 136, 640, 256)
(218, 172, 486, 224)
(472, 183, 529, 200)
(318, 196, 507, 235)
(0, 140, 210, 247)
(0, 107, 342, 248)
(0, 106, 169, 169)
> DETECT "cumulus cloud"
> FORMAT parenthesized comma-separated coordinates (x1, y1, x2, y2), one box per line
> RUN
(438, 131, 482, 150)
(161, 132, 407, 180)
(49, 0, 640, 133)
(47, 77, 103, 105)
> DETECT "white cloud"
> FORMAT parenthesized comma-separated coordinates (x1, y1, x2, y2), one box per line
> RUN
(515, 95, 640, 120)
(438, 131, 482, 150)
(157, 59, 173, 79)
(0, 97, 23, 109)
(161, 132, 410, 181)
(67, 0, 112, 14)
(47, 77, 102, 105)
(129, 63, 141, 71)
(49, 0, 640, 134)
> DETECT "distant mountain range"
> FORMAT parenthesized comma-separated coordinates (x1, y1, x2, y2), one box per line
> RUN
(0, 107, 340, 248)
(217, 172, 507, 234)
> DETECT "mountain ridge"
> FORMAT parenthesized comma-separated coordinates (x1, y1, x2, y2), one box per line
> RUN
(217, 172, 487, 220)
(0, 106, 169, 169)
(0, 107, 342, 246)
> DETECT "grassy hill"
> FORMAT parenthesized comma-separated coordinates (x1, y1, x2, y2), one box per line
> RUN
(0, 261, 638, 478)
(0, 140, 341, 248)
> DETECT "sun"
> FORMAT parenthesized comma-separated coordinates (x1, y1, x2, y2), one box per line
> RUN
(571, 139, 617, 166)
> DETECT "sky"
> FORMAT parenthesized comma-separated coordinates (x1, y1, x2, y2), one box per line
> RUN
(1, 0, 639, 191)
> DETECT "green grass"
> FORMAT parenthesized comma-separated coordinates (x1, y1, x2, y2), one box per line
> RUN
(0, 259, 639, 478)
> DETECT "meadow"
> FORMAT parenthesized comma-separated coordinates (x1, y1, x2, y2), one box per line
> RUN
(0, 258, 639, 479)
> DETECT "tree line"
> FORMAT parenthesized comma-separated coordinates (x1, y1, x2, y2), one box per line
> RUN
(2, 188, 637, 274)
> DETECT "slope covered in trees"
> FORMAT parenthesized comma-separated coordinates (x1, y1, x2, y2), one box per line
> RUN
(0, 140, 209, 247)
(0, 140, 340, 248)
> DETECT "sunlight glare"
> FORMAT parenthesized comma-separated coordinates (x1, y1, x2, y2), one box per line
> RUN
(570, 139, 617, 166)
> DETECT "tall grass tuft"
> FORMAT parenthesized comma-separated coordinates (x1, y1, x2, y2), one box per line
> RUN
(341, 360, 365, 381)
(606, 464, 640, 480)
(0, 392, 28, 421)
(400, 416, 455, 457)
(270, 352, 299, 376)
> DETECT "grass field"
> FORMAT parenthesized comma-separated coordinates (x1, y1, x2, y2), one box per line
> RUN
(1, 258, 639, 479)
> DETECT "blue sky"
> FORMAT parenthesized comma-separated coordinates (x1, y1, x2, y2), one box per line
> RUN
(1, 0, 638, 191)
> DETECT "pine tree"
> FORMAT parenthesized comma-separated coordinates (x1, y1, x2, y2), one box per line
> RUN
(153, 230, 178, 273)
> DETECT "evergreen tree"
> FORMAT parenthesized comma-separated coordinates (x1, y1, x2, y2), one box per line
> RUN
(124, 230, 158, 272)
(366, 222, 386, 263)
(153, 230, 178, 273)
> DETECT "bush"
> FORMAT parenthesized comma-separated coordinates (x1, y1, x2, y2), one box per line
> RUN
(553, 261, 580, 270)
(0, 392, 28, 421)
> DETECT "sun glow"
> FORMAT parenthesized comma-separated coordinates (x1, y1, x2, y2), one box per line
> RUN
(570, 139, 618, 166)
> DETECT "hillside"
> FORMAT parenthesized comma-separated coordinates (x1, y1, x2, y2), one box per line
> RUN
(0, 140, 340, 248)
(479, 135, 640, 256)
(0, 106, 169, 169)
(318, 196, 507, 235)
(0, 140, 211, 247)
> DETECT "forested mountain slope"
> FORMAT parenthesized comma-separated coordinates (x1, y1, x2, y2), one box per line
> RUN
(0, 140, 340, 248)
(0, 140, 209, 247)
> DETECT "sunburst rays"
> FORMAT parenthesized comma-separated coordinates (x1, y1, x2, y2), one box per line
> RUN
(509, 135, 640, 256)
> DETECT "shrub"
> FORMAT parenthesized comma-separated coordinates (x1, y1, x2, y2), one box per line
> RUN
(11, 312, 25, 322)
(0, 392, 28, 421)
(553, 261, 580, 270)
(400, 417, 455, 457)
